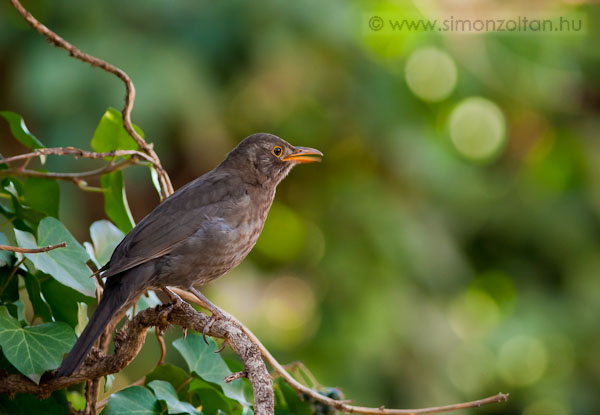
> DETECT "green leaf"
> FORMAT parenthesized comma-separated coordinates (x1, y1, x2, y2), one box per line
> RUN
(24, 271, 53, 322)
(9, 193, 45, 230)
(91, 107, 142, 154)
(275, 377, 311, 415)
(104, 374, 115, 393)
(148, 380, 201, 415)
(127, 290, 161, 319)
(101, 171, 135, 234)
(0, 232, 13, 266)
(0, 265, 19, 303)
(145, 364, 190, 396)
(187, 379, 231, 415)
(0, 111, 45, 150)
(75, 302, 88, 336)
(5, 300, 26, 322)
(149, 166, 164, 200)
(0, 306, 76, 383)
(0, 392, 70, 415)
(21, 177, 60, 218)
(14, 217, 95, 297)
(66, 391, 86, 411)
(173, 334, 250, 406)
(85, 220, 124, 268)
(102, 386, 161, 415)
(40, 278, 92, 329)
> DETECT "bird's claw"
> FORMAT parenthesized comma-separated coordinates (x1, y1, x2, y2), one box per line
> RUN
(158, 303, 174, 326)
(202, 310, 227, 345)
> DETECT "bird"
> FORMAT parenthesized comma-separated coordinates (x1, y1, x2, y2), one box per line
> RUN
(57, 133, 322, 377)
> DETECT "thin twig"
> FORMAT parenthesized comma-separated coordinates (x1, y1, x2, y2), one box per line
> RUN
(0, 241, 67, 253)
(0, 147, 155, 165)
(0, 158, 138, 181)
(155, 328, 167, 368)
(169, 288, 508, 415)
(8, 0, 173, 197)
(0, 257, 26, 298)
(281, 361, 321, 389)
(175, 376, 193, 393)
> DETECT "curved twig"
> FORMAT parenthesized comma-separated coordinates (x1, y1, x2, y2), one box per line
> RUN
(8, 0, 173, 197)
(0, 147, 156, 165)
(0, 158, 138, 181)
(170, 288, 508, 415)
(0, 242, 66, 253)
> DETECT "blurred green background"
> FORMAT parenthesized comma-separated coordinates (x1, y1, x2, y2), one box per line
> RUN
(1, 0, 600, 413)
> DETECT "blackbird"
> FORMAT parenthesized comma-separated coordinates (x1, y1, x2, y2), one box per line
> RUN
(57, 133, 322, 377)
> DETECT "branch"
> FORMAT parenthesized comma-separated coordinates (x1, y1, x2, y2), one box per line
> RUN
(9, 0, 174, 198)
(0, 241, 66, 253)
(170, 288, 509, 415)
(0, 302, 274, 415)
(0, 158, 139, 182)
(0, 147, 156, 165)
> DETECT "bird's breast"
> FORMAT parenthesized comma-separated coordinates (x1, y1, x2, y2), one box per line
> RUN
(153, 186, 275, 288)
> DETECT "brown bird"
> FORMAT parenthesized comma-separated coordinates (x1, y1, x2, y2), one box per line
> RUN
(57, 133, 322, 377)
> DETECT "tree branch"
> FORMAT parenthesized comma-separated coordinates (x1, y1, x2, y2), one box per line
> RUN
(169, 288, 508, 415)
(0, 302, 274, 415)
(8, 0, 174, 198)
(0, 241, 66, 253)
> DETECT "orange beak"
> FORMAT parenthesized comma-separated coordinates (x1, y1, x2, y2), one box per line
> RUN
(282, 146, 323, 163)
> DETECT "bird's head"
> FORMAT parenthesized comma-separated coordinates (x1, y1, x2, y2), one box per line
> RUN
(224, 133, 322, 185)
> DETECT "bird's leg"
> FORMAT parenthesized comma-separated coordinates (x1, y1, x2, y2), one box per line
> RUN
(163, 286, 184, 305)
(189, 287, 228, 345)
(161, 287, 187, 339)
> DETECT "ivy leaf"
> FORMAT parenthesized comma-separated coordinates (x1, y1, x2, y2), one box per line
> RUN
(0, 265, 19, 303)
(75, 302, 88, 336)
(102, 386, 161, 415)
(14, 217, 95, 297)
(85, 220, 124, 268)
(0, 306, 76, 383)
(148, 380, 201, 415)
(275, 377, 312, 415)
(145, 364, 190, 396)
(104, 374, 115, 393)
(91, 107, 142, 155)
(21, 177, 60, 218)
(0, 232, 13, 266)
(0, 392, 70, 415)
(9, 193, 45, 230)
(24, 271, 53, 322)
(173, 334, 250, 406)
(41, 278, 93, 329)
(187, 378, 232, 415)
(101, 171, 135, 234)
(127, 290, 161, 319)
(0, 111, 44, 149)
(149, 166, 164, 200)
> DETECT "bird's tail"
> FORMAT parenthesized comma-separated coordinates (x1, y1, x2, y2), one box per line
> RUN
(57, 278, 131, 377)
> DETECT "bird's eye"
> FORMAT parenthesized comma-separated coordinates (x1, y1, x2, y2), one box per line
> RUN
(272, 146, 283, 157)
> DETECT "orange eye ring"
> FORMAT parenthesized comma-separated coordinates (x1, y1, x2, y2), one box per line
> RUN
(272, 146, 283, 157)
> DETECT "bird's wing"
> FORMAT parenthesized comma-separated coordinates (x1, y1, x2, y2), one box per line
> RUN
(100, 171, 245, 279)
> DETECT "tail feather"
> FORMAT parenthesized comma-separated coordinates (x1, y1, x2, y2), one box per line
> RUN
(57, 279, 129, 377)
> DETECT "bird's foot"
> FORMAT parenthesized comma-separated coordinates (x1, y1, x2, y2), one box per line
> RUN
(202, 308, 228, 345)
(188, 287, 230, 345)
(162, 287, 185, 307)
(162, 287, 189, 338)
(158, 303, 174, 326)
